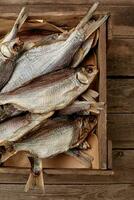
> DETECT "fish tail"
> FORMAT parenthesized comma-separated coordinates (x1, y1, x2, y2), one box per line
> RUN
(76, 2, 99, 30)
(14, 7, 28, 31)
(25, 170, 44, 192)
(84, 15, 109, 41)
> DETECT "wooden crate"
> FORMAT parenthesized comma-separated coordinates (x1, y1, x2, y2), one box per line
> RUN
(0, 10, 113, 178)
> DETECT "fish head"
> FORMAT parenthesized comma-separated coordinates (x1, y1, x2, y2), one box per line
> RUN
(0, 38, 24, 59)
(76, 116, 97, 142)
(82, 115, 97, 131)
(76, 66, 98, 85)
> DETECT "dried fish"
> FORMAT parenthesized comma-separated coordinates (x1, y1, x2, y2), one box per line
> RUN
(0, 114, 30, 144)
(0, 7, 27, 90)
(0, 66, 98, 114)
(59, 100, 91, 115)
(2, 3, 108, 93)
(1, 116, 97, 191)
(0, 112, 54, 148)
(0, 104, 21, 122)
(82, 89, 104, 115)
(0, 38, 24, 90)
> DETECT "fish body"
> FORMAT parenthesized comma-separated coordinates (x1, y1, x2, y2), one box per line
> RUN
(0, 114, 29, 144)
(0, 38, 24, 90)
(2, 30, 84, 92)
(0, 112, 54, 147)
(2, 116, 97, 161)
(0, 7, 27, 90)
(1, 3, 106, 93)
(0, 67, 98, 114)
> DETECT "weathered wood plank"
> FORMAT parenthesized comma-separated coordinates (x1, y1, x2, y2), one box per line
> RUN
(113, 150, 134, 169)
(108, 79, 134, 113)
(108, 114, 134, 148)
(97, 23, 107, 169)
(0, 5, 133, 37)
(0, 150, 134, 184)
(0, 0, 133, 5)
(107, 39, 134, 76)
(0, 184, 134, 200)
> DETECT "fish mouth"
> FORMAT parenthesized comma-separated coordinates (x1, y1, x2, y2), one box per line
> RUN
(12, 38, 24, 52)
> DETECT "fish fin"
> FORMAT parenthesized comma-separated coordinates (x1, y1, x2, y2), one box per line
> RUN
(76, 2, 99, 30)
(13, 7, 28, 31)
(24, 171, 44, 192)
(2, 7, 28, 43)
(71, 38, 94, 68)
(86, 89, 99, 99)
(43, 21, 67, 34)
(35, 171, 45, 191)
(25, 156, 44, 192)
(66, 149, 93, 168)
(89, 102, 104, 115)
(0, 149, 16, 163)
(78, 141, 91, 150)
(82, 89, 99, 101)
(84, 15, 109, 40)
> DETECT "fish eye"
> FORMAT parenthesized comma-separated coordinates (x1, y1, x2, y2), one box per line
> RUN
(86, 66, 93, 73)
(12, 43, 19, 51)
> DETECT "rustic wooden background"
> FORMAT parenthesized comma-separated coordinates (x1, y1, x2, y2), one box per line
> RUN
(0, 0, 134, 199)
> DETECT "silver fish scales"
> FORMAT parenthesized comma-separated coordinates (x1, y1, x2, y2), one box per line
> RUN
(1, 3, 107, 93)
(0, 66, 98, 114)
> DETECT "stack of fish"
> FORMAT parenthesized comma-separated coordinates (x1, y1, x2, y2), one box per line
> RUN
(0, 2, 108, 192)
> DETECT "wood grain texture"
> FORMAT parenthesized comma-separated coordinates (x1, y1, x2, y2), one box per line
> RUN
(0, 184, 134, 200)
(108, 79, 134, 113)
(0, 5, 133, 37)
(107, 39, 134, 76)
(97, 23, 107, 169)
(0, 150, 134, 184)
(108, 114, 134, 148)
(0, 0, 133, 5)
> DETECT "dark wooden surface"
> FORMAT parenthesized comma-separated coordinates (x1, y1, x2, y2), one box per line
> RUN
(0, 1, 134, 199)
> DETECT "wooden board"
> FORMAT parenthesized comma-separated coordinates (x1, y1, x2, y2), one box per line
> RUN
(108, 114, 134, 149)
(97, 23, 107, 169)
(0, 184, 134, 200)
(0, 0, 133, 5)
(0, 5, 133, 37)
(107, 39, 134, 76)
(0, 149, 134, 185)
(108, 79, 134, 113)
